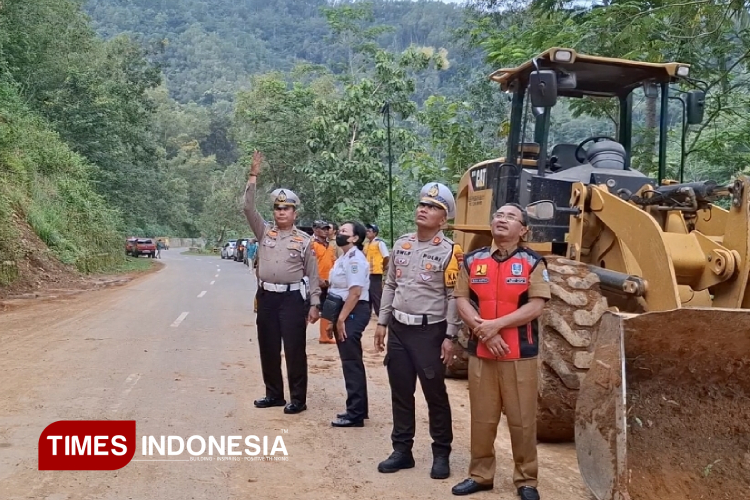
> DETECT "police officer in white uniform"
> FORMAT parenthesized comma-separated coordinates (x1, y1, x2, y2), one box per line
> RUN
(327, 221, 371, 427)
(375, 182, 461, 480)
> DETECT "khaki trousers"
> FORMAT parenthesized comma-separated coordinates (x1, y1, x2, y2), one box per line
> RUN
(468, 355, 538, 488)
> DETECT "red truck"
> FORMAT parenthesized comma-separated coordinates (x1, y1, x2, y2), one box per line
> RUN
(127, 238, 157, 258)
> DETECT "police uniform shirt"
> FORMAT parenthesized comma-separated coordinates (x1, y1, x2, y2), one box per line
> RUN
(243, 183, 321, 306)
(378, 231, 462, 337)
(454, 243, 551, 300)
(328, 247, 371, 301)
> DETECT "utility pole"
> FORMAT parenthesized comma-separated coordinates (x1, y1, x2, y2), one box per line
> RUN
(382, 102, 394, 247)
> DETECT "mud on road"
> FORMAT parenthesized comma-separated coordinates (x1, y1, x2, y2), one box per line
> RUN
(0, 255, 589, 499)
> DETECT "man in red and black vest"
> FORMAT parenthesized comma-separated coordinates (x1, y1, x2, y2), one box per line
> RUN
(451, 203, 550, 500)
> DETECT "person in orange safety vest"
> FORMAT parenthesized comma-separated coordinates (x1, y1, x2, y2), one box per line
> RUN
(313, 220, 337, 344)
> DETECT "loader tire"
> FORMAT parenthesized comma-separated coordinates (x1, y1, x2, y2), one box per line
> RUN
(445, 324, 470, 379)
(537, 257, 607, 443)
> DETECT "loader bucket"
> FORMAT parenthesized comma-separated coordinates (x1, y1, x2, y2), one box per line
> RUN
(575, 309, 750, 500)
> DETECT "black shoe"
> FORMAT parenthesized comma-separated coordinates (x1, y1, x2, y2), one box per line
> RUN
(253, 396, 286, 408)
(377, 451, 415, 473)
(283, 401, 307, 414)
(452, 478, 493, 496)
(331, 417, 364, 428)
(336, 412, 369, 420)
(517, 486, 540, 500)
(430, 455, 450, 479)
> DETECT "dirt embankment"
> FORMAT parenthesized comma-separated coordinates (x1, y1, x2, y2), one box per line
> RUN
(0, 217, 160, 309)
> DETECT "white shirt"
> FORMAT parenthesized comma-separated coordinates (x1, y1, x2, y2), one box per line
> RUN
(329, 246, 370, 301)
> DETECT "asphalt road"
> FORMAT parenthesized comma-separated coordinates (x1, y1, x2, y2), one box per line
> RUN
(0, 250, 590, 500)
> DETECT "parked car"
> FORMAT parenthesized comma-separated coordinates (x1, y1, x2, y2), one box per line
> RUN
(220, 240, 237, 259)
(126, 237, 137, 256)
(235, 238, 252, 262)
(132, 238, 157, 258)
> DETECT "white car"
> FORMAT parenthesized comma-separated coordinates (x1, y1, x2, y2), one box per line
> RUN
(221, 240, 237, 259)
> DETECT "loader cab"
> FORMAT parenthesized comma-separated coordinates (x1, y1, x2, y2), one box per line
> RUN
(453, 48, 705, 253)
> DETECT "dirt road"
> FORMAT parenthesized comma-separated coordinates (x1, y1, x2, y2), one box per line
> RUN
(0, 252, 589, 499)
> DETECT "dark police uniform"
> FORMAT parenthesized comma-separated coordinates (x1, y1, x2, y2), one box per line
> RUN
(244, 184, 321, 413)
(378, 183, 462, 465)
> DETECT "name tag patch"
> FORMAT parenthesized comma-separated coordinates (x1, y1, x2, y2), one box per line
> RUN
(471, 277, 490, 284)
(506, 277, 527, 284)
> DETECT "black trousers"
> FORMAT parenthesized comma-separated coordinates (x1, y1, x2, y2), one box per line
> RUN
(369, 274, 383, 317)
(334, 301, 370, 421)
(256, 288, 308, 404)
(385, 318, 452, 457)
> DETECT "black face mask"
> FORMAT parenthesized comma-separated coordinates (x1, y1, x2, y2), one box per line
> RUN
(336, 234, 351, 247)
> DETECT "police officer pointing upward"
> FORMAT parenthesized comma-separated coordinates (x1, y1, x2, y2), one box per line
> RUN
(244, 150, 321, 415)
(375, 182, 462, 480)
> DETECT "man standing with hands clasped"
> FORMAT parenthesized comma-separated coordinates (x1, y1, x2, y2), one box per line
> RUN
(243, 150, 321, 415)
(451, 203, 550, 500)
(374, 182, 462, 481)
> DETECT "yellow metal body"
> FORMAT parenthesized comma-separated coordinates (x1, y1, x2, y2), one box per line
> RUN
(566, 179, 750, 312)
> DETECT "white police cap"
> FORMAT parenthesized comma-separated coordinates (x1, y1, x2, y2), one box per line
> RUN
(270, 188, 300, 208)
(419, 182, 455, 219)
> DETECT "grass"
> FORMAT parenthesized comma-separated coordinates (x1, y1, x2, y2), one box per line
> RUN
(108, 256, 158, 273)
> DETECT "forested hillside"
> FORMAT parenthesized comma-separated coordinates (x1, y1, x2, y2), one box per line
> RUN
(80, 0, 504, 242)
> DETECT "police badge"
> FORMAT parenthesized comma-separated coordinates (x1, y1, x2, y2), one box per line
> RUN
(511, 263, 523, 276)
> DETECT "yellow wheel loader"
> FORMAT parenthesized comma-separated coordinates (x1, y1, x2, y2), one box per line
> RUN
(451, 48, 750, 500)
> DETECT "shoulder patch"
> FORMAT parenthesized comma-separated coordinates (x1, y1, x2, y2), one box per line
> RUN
(542, 269, 550, 282)
(351, 263, 359, 274)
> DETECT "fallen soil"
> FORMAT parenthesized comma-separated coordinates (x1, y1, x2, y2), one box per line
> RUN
(0, 215, 162, 308)
(623, 310, 750, 500)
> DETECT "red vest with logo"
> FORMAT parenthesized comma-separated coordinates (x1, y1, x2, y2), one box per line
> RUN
(465, 247, 544, 360)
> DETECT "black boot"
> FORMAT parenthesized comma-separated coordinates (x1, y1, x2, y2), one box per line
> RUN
(377, 451, 415, 473)
(253, 396, 286, 408)
(430, 455, 450, 479)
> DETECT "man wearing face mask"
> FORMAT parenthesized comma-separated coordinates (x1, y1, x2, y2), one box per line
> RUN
(243, 150, 321, 416)
(374, 182, 462, 481)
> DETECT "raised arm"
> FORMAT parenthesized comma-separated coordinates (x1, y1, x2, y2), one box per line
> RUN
(243, 151, 266, 239)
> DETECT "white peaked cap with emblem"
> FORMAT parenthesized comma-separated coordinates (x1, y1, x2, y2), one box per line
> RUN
(269, 188, 300, 208)
(419, 182, 456, 219)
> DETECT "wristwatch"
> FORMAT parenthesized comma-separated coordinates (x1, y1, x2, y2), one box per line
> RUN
(446, 333, 459, 343)
(314, 303, 322, 310)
